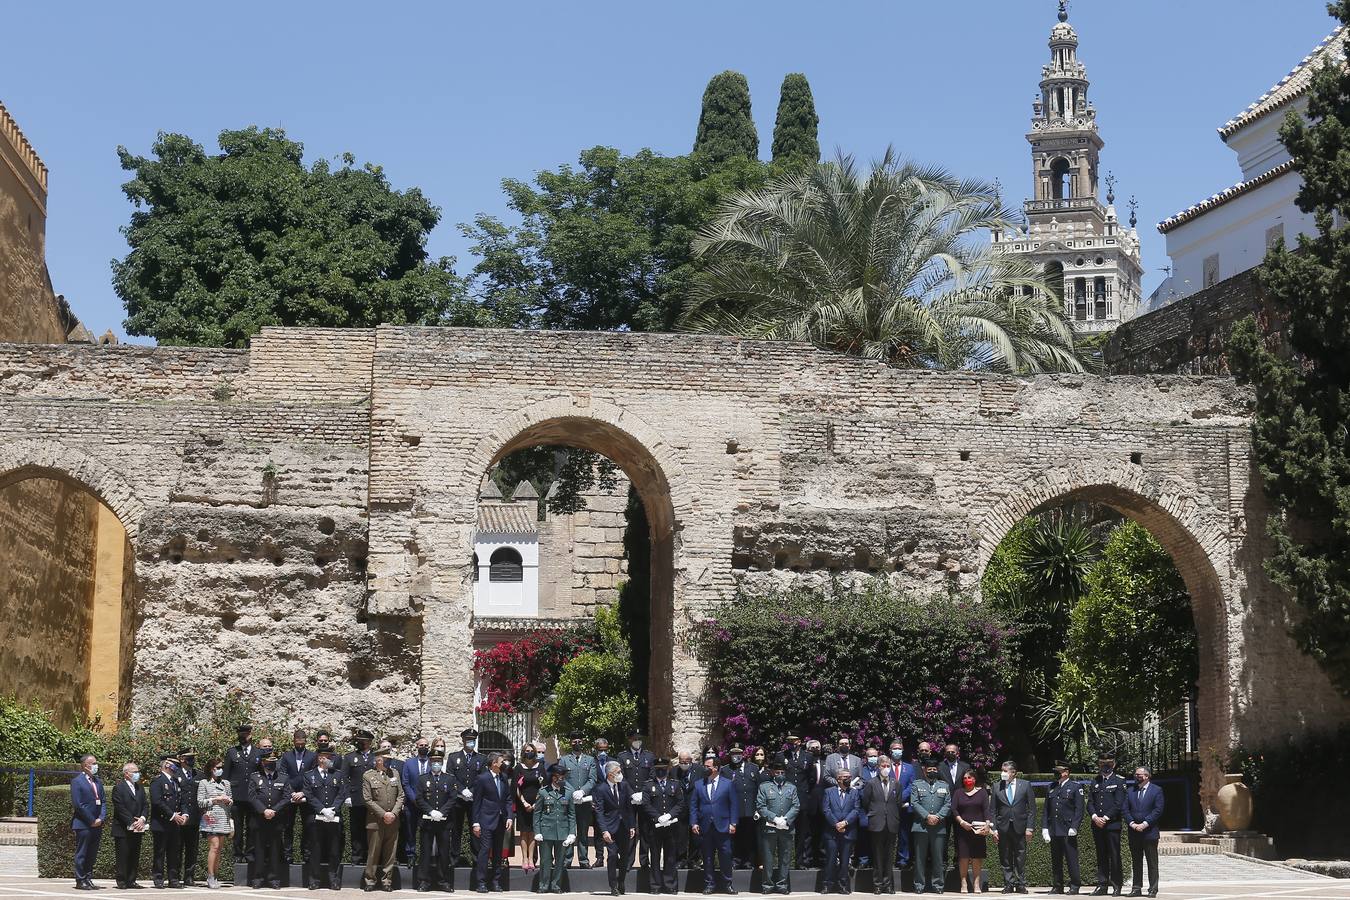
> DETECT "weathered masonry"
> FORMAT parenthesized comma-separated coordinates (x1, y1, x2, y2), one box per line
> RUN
(1, 326, 1346, 802)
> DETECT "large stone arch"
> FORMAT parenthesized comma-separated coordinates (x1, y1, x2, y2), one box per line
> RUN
(0, 438, 146, 545)
(975, 460, 1231, 801)
(462, 396, 694, 752)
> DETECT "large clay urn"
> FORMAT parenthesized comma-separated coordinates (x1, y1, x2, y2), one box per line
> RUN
(1215, 773, 1253, 831)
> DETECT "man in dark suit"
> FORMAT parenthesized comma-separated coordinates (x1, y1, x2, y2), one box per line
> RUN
(690, 755, 739, 895)
(149, 753, 190, 888)
(617, 727, 656, 872)
(112, 762, 148, 889)
(70, 754, 107, 891)
(990, 761, 1035, 894)
(175, 747, 202, 886)
(821, 769, 862, 894)
(415, 748, 457, 892)
(1087, 752, 1127, 896)
(343, 729, 376, 866)
(862, 760, 903, 894)
(644, 756, 685, 895)
(402, 736, 432, 868)
(280, 729, 316, 866)
(725, 745, 759, 869)
(224, 723, 260, 864)
(1123, 767, 1164, 898)
(1046, 764, 1084, 894)
(885, 740, 916, 870)
(595, 760, 637, 896)
(675, 751, 701, 869)
(471, 751, 515, 893)
(939, 744, 971, 871)
(792, 739, 824, 869)
(303, 749, 349, 891)
(449, 729, 483, 867)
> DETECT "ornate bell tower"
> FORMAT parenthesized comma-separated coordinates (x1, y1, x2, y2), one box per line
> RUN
(992, 1, 1143, 334)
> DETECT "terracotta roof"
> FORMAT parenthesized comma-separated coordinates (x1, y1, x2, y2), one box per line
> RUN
(1219, 26, 1346, 142)
(476, 502, 537, 536)
(1157, 160, 1296, 234)
(0, 100, 48, 194)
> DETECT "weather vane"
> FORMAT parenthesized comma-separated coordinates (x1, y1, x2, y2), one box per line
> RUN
(1105, 172, 1117, 206)
(1128, 195, 1139, 229)
(1058, 1, 1069, 23)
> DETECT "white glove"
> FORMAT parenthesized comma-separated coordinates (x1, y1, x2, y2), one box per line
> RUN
(321, 807, 335, 819)
(535, 833, 544, 842)
(461, 788, 474, 800)
(774, 816, 787, 829)
(658, 813, 672, 825)
(573, 790, 584, 801)
(343, 797, 352, 806)
(430, 810, 444, 821)
(1068, 828, 1077, 837)
(630, 791, 644, 804)
(563, 834, 576, 847)
(1042, 828, 1051, 843)
(579, 795, 593, 805)
(850, 777, 862, 790)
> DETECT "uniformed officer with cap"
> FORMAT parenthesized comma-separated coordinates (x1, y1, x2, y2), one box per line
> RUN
(756, 755, 799, 895)
(448, 728, 484, 867)
(249, 748, 291, 889)
(643, 755, 685, 894)
(363, 746, 405, 892)
(149, 751, 190, 888)
(617, 726, 656, 870)
(725, 744, 759, 869)
(415, 747, 457, 892)
(561, 730, 599, 868)
(224, 724, 260, 863)
(175, 747, 201, 886)
(344, 729, 377, 866)
(303, 747, 349, 891)
(1046, 762, 1085, 895)
(1088, 751, 1127, 896)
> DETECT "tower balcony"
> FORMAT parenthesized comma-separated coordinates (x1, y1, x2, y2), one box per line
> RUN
(1024, 197, 1103, 215)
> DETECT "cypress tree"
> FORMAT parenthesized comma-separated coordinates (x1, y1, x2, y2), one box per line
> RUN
(1229, 2, 1350, 693)
(771, 73, 820, 166)
(693, 71, 758, 164)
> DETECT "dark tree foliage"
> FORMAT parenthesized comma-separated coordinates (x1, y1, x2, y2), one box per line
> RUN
(693, 71, 759, 165)
(114, 127, 494, 347)
(770, 73, 820, 167)
(1230, 3, 1350, 694)
(491, 446, 620, 517)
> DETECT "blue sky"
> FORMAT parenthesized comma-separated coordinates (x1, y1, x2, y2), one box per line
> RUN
(2, 0, 1339, 341)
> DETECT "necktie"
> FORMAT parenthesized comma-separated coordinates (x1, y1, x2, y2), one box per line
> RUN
(1007, 782, 1014, 803)
(612, 784, 618, 803)
(708, 780, 714, 800)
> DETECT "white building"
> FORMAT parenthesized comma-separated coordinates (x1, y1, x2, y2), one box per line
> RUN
(992, 1, 1144, 334)
(472, 479, 540, 618)
(1155, 25, 1345, 307)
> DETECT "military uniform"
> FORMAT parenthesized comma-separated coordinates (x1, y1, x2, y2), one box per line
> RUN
(560, 742, 599, 867)
(224, 727, 261, 863)
(1088, 765, 1127, 895)
(535, 776, 577, 893)
(755, 763, 800, 894)
(910, 774, 952, 894)
(643, 762, 686, 894)
(1047, 773, 1085, 893)
(447, 729, 484, 866)
(362, 757, 405, 890)
(726, 747, 760, 869)
(415, 753, 457, 891)
(303, 760, 349, 890)
(149, 760, 189, 888)
(617, 731, 656, 871)
(248, 755, 291, 889)
(174, 752, 201, 886)
(343, 730, 376, 865)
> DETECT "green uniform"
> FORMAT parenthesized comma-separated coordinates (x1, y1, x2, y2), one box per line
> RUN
(534, 785, 577, 893)
(560, 753, 598, 865)
(910, 777, 952, 893)
(755, 780, 800, 892)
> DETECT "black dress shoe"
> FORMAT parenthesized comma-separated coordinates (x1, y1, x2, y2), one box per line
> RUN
(703, 890, 713, 896)
(74, 884, 91, 891)
(1068, 890, 1080, 896)
(727, 889, 739, 896)
(1111, 891, 1121, 897)
(128, 883, 144, 890)
(416, 886, 430, 893)
(270, 883, 282, 890)
(364, 886, 375, 893)
(1146, 892, 1156, 898)
(1091, 889, 1107, 896)
(1126, 891, 1141, 897)
(169, 882, 182, 889)
(1048, 890, 1063, 896)
(307, 884, 319, 891)
(383, 885, 395, 893)
(1002, 889, 1014, 895)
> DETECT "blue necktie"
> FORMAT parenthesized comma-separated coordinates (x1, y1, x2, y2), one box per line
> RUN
(1007, 783, 1014, 803)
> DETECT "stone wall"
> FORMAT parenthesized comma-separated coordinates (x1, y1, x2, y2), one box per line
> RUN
(536, 471, 631, 616)
(0, 325, 1346, 803)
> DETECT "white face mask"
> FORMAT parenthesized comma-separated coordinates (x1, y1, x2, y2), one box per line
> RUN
(130, 772, 140, 783)
(89, 764, 99, 776)
(214, 768, 224, 778)
(631, 740, 642, 750)
(1000, 771, 1012, 782)
(613, 773, 624, 783)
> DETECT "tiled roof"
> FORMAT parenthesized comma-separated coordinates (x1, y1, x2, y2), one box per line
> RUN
(476, 502, 537, 536)
(1219, 26, 1346, 142)
(1157, 160, 1296, 234)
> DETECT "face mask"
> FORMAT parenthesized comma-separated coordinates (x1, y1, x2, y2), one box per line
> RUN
(418, 746, 429, 757)
(654, 768, 668, 779)
(926, 770, 939, 781)
(890, 750, 903, 761)
(130, 772, 140, 783)
(214, 768, 224, 778)
(807, 746, 820, 755)
(880, 766, 891, 780)
(1000, 771, 1011, 782)
(1135, 777, 1146, 786)
(679, 763, 691, 771)
(754, 755, 765, 764)
(613, 773, 624, 783)
(524, 751, 536, 760)
(962, 777, 976, 788)
(945, 751, 957, 761)
(183, 758, 195, 768)
(730, 755, 743, 765)
(866, 757, 879, 768)
(465, 741, 477, 751)
(838, 745, 850, 754)
(571, 741, 583, 750)
(774, 774, 785, 785)
(631, 740, 642, 750)
(432, 762, 444, 774)
(89, 764, 99, 776)
(1100, 765, 1113, 776)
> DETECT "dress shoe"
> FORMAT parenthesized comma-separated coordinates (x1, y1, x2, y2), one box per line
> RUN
(1091, 890, 1107, 896)
(307, 884, 319, 891)
(1002, 889, 1014, 895)
(269, 883, 282, 890)
(1126, 891, 1141, 897)
(169, 881, 183, 889)
(364, 886, 376, 893)
(154, 881, 165, 889)
(74, 883, 92, 891)
(1111, 891, 1120, 897)
(417, 886, 430, 893)
(1048, 890, 1063, 896)
(1068, 890, 1079, 895)
(727, 889, 739, 896)
(382, 885, 394, 892)
(128, 883, 145, 890)
(1146, 893, 1156, 898)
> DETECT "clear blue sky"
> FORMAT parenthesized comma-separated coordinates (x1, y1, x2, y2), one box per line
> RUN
(2, 0, 1339, 341)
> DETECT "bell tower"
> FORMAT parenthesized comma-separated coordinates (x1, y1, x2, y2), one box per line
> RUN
(992, 1, 1144, 334)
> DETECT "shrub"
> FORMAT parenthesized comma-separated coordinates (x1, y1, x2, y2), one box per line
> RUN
(1232, 725, 1350, 857)
(0, 697, 67, 761)
(691, 581, 1016, 768)
(538, 606, 639, 742)
(473, 624, 599, 713)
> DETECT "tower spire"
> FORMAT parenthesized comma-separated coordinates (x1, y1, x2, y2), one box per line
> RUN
(1058, 1, 1068, 23)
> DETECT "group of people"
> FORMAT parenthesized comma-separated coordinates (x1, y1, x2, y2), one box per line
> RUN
(68, 725, 1166, 898)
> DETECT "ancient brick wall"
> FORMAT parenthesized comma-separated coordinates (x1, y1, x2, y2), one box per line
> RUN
(536, 472, 631, 616)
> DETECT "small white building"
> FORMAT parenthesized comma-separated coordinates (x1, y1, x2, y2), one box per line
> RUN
(472, 479, 540, 618)
(1155, 25, 1345, 308)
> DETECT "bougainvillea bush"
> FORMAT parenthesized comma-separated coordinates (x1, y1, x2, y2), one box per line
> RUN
(473, 623, 600, 713)
(690, 580, 1017, 770)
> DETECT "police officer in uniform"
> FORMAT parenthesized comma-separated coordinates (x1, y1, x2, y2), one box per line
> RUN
(643, 756, 685, 894)
(225, 724, 261, 864)
(416, 748, 457, 892)
(448, 728, 484, 867)
(755, 755, 799, 895)
(343, 729, 376, 866)
(1087, 753, 1126, 896)
(561, 731, 599, 868)
(249, 749, 291, 889)
(617, 727, 656, 871)
(725, 745, 759, 869)
(303, 749, 349, 891)
(909, 759, 951, 896)
(149, 753, 190, 888)
(175, 748, 201, 886)
(1045, 763, 1084, 895)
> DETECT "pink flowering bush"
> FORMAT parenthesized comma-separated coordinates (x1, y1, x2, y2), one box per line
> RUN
(690, 581, 1016, 770)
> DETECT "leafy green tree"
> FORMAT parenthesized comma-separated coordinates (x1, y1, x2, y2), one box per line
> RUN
(1230, 4, 1350, 694)
(539, 606, 639, 742)
(693, 71, 759, 165)
(771, 73, 820, 168)
(1055, 522, 1197, 724)
(114, 127, 492, 347)
(491, 447, 620, 516)
(685, 150, 1083, 373)
(462, 146, 767, 333)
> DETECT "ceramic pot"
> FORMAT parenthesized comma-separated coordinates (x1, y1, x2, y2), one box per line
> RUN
(1215, 773, 1252, 831)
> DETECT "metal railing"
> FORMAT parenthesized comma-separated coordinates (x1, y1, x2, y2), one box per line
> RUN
(0, 766, 79, 817)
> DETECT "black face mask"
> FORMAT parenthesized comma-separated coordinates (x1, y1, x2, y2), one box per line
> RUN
(654, 768, 668, 779)
(418, 746, 429, 757)
(524, 752, 536, 760)
(945, 752, 957, 761)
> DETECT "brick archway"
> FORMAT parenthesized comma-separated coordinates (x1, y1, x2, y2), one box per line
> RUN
(975, 461, 1231, 803)
(464, 397, 692, 752)
(0, 438, 146, 545)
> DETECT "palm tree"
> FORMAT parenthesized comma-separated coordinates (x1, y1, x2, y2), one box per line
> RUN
(684, 149, 1084, 373)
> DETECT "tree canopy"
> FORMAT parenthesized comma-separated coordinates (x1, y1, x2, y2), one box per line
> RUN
(693, 71, 759, 165)
(114, 127, 494, 347)
(771, 73, 821, 167)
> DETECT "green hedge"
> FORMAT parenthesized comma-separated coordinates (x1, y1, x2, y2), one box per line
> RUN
(0, 761, 78, 818)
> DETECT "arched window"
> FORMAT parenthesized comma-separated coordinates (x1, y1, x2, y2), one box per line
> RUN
(1044, 261, 1065, 307)
(489, 547, 523, 582)
(1050, 157, 1072, 200)
(472, 552, 480, 582)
